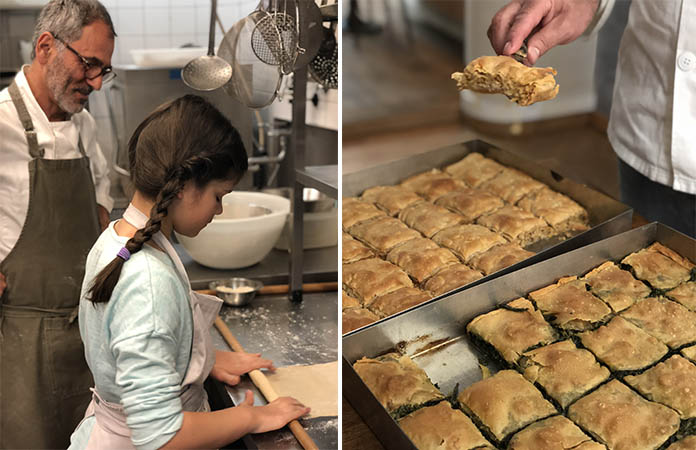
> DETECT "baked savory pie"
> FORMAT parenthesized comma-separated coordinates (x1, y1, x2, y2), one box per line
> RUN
(386, 238, 459, 283)
(579, 316, 668, 372)
(682, 344, 696, 363)
(400, 169, 468, 201)
(360, 185, 423, 216)
(529, 276, 612, 331)
(348, 216, 421, 256)
(621, 242, 695, 290)
(342, 290, 361, 310)
(517, 187, 590, 235)
(468, 242, 535, 276)
(343, 258, 413, 303)
(582, 261, 651, 313)
(451, 55, 559, 106)
(444, 152, 505, 187)
(342, 232, 374, 264)
(435, 187, 505, 223)
(508, 415, 606, 450)
(666, 280, 696, 311)
(467, 298, 557, 365)
(342, 197, 386, 230)
(353, 353, 445, 416)
(625, 355, 696, 419)
(432, 224, 507, 263)
(621, 296, 696, 349)
(367, 286, 431, 317)
(398, 202, 466, 238)
(519, 340, 610, 408)
(476, 205, 554, 247)
(398, 401, 494, 450)
(457, 370, 557, 443)
(400, 169, 453, 192)
(479, 168, 547, 204)
(667, 435, 696, 450)
(423, 264, 483, 296)
(568, 379, 680, 450)
(342, 307, 379, 334)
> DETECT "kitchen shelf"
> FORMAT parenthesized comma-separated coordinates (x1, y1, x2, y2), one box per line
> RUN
(296, 165, 338, 199)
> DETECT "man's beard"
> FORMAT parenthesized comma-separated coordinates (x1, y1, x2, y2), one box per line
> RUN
(45, 51, 92, 115)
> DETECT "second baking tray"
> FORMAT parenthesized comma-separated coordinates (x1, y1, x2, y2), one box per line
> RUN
(342, 222, 695, 449)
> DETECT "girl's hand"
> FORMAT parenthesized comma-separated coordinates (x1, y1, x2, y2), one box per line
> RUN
(210, 351, 275, 385)
(241, 392, 310, 434)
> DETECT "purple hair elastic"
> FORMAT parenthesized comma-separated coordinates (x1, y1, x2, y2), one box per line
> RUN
(117, 247, 131, 261)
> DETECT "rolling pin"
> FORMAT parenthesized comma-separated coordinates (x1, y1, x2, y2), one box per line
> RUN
(197, 281, 337, 296)
(213, 317, 319, 450)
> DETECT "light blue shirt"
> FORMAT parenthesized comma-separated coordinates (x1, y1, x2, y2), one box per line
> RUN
(69, 221, 193, 450)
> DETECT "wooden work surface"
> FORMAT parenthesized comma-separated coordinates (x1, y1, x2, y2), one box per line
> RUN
(342, 396, 383, 450)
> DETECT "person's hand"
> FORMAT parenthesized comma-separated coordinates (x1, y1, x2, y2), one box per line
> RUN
(0, 272, 6, 297)
(210, 351, 275, 385)
(488, 0, 600, 65)
(238, 390, 310, 434)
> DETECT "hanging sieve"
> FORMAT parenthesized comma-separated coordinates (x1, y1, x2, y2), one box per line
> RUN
(308, 21, 337, 90)
(251, 0, 302, 74)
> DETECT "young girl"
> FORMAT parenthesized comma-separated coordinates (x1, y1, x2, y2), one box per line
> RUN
(69, 95, 309, 449)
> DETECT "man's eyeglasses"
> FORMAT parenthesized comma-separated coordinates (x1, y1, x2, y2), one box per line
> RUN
(52, 34, 115, 83)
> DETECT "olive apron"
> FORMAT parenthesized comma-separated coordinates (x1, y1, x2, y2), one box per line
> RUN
(0, 81, 99, 448)
(75, 204, 222, 448)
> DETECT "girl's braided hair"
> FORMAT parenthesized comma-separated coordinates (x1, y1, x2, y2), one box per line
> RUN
(88, 94, 248, 303)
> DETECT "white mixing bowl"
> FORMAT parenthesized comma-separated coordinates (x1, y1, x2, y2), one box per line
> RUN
(176, 191, 290, 269)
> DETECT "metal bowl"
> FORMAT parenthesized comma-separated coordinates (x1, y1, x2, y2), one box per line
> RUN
(210, 277, 264, 306)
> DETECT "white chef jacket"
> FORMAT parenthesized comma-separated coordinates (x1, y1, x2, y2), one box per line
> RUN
(589, 0, 696, 194)
(0, 67, 113, 261)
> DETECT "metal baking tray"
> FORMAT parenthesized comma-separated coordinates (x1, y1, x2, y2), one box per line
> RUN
(343, 222, 695, 449)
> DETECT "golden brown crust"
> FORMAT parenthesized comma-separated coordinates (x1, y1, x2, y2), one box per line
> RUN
(621, 296, 696, 349)
(452, 55, 559, 106)
(342, 197, 386, 230)
(360, 185, 424, 216)
(423, 264, 483, 296)
(353, 354, 444, 413)
(367, 286, 431, 317)
(517, 187, 590, 234)
(342, 232, 374, 264)
(568, 379, 680, 450)
(667, 435, 696, 450)
(400, 169, 452, 193)
(444, 152, 506, 187)
(476, 205, 555, 247)
(508, 415, 605, 450)
(343, 258, 414, 303)
(682, 344, 696, 363)
(666, 281, 696, 311)
(432, 224, 507, 262)
(529, 277, 611, 331)
(579, 316, 668, 371)
(621, 242, 695, 290)
(468, 242, 534, 276)
(435, 187, 505, 223)
(386, 238, 460, 283)
(342, 307, 379, 333)
(457, 370, 557, 442)
(348, 216, 421, 255)
(342, 290, 361, 310)
(467, 298, 556, 365)
(398, 202, 466, 238)
(520, 340, 610, 408)
(582, 261, 651, 312)
(398, 401, 494, 450)
(479, 168, 546, 204)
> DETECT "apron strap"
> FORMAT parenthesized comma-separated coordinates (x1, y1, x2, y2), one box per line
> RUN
(8, 81, 44, 158)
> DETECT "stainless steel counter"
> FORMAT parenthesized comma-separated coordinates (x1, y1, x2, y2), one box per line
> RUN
(210, 291, 338, 449)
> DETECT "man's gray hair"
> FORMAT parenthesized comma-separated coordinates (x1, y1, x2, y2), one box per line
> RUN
(31, 0, 116, 59)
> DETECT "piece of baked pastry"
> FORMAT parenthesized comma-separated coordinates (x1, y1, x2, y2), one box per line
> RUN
(519, 340, 610, 408)
(517, 187, 590, 235)
(342, 290, 361, 310)
(666, 280, 696, 311)
(398, 401, 495, 450)
(435, 187, 505, 223)
(568, 379, 680, 450)
(467, 298, 557, 366)
(479, 168, 547, 204)
(348, 215, 421, 256)
(360, 185, 424, 216)
(343, 257, 413, 303)
(342, 307, 379, 334)
(401, 172, 468, 202)
(582, 261, 651, 313)
(366, 286, 431, 318)
(386, 238, 459, 283)
(621, 296, 696, 349)
(342, 232, 374, 264)
(398, 202, 466, 238)
(451, 55, 559, 106)
(468, 242, 535, 276)
(400, 169, 453, 193)
(621, 242, 694, 290)
(579, 316, 668, 372)
(432, 224, 507, 263)
(444, 152, 506, 187)
(625, 355, 696, 419)
(457, 369, 557, 443)
(423, 264, 483, 296)
(342, 197, 386, 230)
(476, 205, 554, 247)
(529, 276, 612, 331)
(667, 436, 696, 450)
(508, 415, 607, 450)
(352, 353, 445, 417)
(682, 344, 696, 363)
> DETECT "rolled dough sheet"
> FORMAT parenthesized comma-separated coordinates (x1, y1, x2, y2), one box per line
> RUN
(264, 361, 338, 418)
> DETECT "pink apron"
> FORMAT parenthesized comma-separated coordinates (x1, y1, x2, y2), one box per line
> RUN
(80, 204, 222, 448)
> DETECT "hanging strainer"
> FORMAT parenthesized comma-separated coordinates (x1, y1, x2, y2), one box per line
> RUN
(308, 22, 337, 90)
(251, 0, 302, 74)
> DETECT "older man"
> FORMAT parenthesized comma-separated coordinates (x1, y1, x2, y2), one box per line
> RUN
(0, 0, 116, 447)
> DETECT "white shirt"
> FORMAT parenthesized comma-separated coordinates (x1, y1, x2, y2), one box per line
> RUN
(0, 67, 113, 261)
(591, 0, 696, 194)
